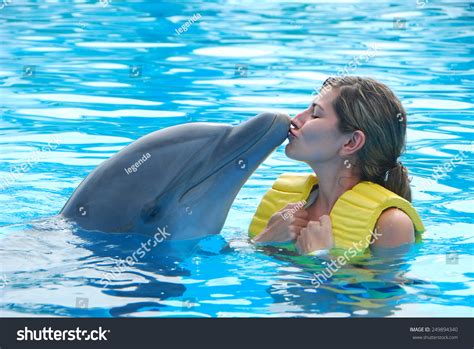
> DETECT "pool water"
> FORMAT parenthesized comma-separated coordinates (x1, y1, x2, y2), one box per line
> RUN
(0, 0, 473, 317)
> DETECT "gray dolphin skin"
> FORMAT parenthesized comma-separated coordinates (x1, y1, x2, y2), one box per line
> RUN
(60, 112, 290, 240)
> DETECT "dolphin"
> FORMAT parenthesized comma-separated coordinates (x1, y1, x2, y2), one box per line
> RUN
(60, 112, 290, 240)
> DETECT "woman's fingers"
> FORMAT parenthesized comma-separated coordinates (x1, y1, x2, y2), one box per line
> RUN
(295, 227, 308, 253)
(293, 209, 309, 219)
(309, 216, 334, 248)
(286, 230, 297, 241)
(318, 215, 334, 246)
(283, 201, 305, 211)
(288, 224, 302, 236)
(307, 221, 321, 236)
(289, 221, 308, 237)
(306, 220, 321, 230)
(319, 215, 331, 236)
(319, 215, 331, 228)
(290, 217, 309, 228)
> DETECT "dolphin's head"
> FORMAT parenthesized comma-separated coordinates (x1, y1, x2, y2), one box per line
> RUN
(139, 112, 291, 239)
(61, 112, 290, 240)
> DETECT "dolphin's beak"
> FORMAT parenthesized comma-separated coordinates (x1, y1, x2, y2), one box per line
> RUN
(213, 112, 291, 169)
(231, 111, 291, 146)
(275, 112, 291, 122)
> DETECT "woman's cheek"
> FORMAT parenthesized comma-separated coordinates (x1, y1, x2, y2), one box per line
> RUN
(302, 129, 320, 147)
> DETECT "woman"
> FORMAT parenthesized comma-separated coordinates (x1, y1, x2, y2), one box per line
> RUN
(253, 76, 419, 255)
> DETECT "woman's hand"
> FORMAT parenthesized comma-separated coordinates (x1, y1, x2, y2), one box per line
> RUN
(295, 215, 334, 254)
(253, 202, 309, 243)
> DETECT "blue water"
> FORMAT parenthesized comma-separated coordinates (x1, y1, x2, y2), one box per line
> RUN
(0, 1, 473, 317)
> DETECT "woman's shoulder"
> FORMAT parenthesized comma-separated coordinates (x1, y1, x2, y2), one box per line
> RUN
(372, 208, 415, 248)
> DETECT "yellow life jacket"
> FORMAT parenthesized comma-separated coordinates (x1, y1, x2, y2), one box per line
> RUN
(248, 173, 425, 255)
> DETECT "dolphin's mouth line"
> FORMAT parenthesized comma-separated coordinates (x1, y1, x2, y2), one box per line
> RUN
(179, 113, 283, 203)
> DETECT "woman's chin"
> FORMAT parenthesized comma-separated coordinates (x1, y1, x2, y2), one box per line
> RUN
(285, 143, 298, 159)
(285, 143, 311, 162)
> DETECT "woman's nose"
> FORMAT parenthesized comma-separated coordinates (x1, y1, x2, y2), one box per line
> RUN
(292, 111, 307, 129)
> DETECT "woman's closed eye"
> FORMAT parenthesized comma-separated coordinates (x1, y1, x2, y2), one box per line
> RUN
(312, 108, 321, 118)
(311, 103, 323, 118)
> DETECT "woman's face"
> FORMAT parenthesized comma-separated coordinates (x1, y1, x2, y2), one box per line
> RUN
(285, 88, 348, 164)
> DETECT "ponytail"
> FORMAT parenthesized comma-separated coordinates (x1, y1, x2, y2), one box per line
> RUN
(382, 162, 412, 202)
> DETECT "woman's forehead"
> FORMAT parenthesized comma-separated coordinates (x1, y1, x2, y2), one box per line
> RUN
(313, 89, 338, 108)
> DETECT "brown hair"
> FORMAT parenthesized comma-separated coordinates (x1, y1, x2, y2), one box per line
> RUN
(319, 76, 412, 201)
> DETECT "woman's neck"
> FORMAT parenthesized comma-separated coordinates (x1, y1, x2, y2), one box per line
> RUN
(307, 160, 361, 216)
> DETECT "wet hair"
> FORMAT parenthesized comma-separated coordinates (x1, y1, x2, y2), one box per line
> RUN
(319, 76, 411, 201)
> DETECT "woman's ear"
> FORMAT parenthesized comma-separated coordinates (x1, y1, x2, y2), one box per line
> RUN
(340, 130, 366, 157)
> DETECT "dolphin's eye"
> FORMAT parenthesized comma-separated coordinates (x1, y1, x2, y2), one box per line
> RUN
(141, 201, 162, 223)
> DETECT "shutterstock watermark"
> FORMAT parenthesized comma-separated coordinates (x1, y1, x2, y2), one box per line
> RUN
(393, 17, 407, 30)
(416, 0, 429, 8)
(312, 43, 379, 98)
(100, 226, 170, 288)
(0, 135, 61, 190)
(0, 273, 9, 288)
(98, 0, 111, 8)
(311, 228, 382, 290)
(235, 64, 248, 77)
(75, 297, 89, 309)
(175, 13, 201, 35)
(0, 0, 12, 10)
(17, 327, 109, 341)
(431, 145, 471, 181)
(421, 142, 473, 185)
